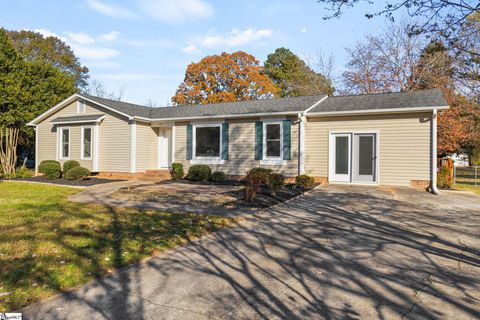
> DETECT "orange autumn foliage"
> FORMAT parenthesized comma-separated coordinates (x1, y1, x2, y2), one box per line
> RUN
(172, 51, 279, 106)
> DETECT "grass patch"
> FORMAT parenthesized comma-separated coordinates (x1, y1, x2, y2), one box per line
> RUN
(452, 183, 480, 195)
(0, 182, 234, 311)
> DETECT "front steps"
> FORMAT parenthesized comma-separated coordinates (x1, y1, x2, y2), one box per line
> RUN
(138, 169, 171, 181)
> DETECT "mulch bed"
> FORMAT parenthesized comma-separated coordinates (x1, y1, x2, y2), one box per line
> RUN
(13, 176, 126, 187)
(112, 181, 315, 209)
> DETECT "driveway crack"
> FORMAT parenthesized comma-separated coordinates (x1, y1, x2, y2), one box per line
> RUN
(402, 273, 432, 320)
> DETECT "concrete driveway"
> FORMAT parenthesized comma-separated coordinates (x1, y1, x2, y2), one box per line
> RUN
(22, 185, 480, 319)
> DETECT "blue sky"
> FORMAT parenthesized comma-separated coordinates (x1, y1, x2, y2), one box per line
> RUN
(1, 0, 402, 105)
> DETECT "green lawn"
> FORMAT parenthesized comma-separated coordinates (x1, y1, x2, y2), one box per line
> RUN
(0, 182, 234, 311)
(452, 183, 480, 195)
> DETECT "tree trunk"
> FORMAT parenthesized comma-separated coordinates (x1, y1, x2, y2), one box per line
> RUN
(0, 127, 19, 179)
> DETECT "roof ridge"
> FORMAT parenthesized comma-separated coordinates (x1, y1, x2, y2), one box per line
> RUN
(330, 88, 439, 99)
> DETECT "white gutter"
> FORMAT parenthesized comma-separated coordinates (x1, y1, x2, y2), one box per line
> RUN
(306, 105, 449, 117)
(431, 109, 440, 195)
(50, 116, 106, 125)
(133, 111, 303, 123)
(297, 113, 306, 175)
(303, 95, 328, 116)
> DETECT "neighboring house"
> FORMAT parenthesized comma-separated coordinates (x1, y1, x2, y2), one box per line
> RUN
(27, 89, 449, 187)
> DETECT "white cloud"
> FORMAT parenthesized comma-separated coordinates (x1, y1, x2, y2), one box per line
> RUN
(140, 0, 213, 23)
(182, 44, 200, 54)
(200, 28, 273, 48)
(30, 28, 121, 61)
(99, 31, 121, 42)
(300, 28, 307, 33)
(87, 0, 136, 19)
(66, 32, 95, 45)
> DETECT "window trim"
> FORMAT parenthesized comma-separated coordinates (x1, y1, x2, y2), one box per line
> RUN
(81, 125, 93, 160)
(263, 120, 283, 161)
(191, 123, 225, 165)
(59, 127, 70, 160)
(77, 100, 86, 114)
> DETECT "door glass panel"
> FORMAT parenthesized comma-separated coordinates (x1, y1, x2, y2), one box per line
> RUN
(358, 136, 373, 175)
(335, 136, 349, 174)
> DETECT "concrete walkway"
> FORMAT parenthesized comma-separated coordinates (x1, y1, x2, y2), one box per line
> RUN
(69, 181, 254, 217)
(22, 185, 480, 319)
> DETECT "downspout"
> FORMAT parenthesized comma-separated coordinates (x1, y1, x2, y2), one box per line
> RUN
(431, 109, 440, 195)
(297, 113, 306, 175)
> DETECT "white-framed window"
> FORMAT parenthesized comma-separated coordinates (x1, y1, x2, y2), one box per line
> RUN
(81, 126, 93, 160)
(59, 127, 70, 159)
(191, 123, 224, 164)
(263, 121, 283, 160)
(77, 100, 86, 114)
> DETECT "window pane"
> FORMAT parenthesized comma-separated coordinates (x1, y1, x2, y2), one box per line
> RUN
(358, 136, 373, 175)
(266, 140, 280, 157)
(62, 130, 69, 158)
(195, 126, 220, 157)
(266, 124, 280, 140)
(84, 128, 92, 158)
(335, 136, 348, 174)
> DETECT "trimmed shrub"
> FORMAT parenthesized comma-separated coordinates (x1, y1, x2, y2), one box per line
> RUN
(38, 160, 61, 180)
(269, 173, 285, 190)
(437, 166, 453, 189)
(170, 162, 184, 180)
(65, 166, 91, 180)
(186, 165, 212, 182)
(63, 160, 80, 173)
(295, 174, 315, 189)
(211, 171, 226, 182)
(16, 166, 33, 178)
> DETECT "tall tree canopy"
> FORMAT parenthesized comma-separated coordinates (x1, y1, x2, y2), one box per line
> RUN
(172, 51, 279, 106)
(264, 47, 334, 97)
(0, 28, 77, 165)
(8, 30, 89, 88)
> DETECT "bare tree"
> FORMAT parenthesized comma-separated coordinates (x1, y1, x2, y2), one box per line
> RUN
(83, 79, 124, 101)
(317, 0, 480, 49)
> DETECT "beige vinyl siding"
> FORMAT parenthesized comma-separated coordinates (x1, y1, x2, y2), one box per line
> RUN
(305, 112, 432, 186)
(174, 117, 299, 177)
(36, 98, 132, 173)
(136, 123, 158, 172)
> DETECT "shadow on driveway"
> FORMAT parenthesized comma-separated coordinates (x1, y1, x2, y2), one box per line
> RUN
(22, 186, 480, 319)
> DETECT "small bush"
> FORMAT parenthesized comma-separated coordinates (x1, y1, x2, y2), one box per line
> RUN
(246, 168, 272, 185)
(63, 160, 80, 173)
(211, 171, 226, 182)
(65, 166, 91, 180)
(295, 174, 315, 189)
(186, 165, 212, 182)
(437, 166, 453, 189)
(269, 173, 285, 190)
(170, 162, 184, 180)
(15, 166, 33, 178)
(38, 160, 62, 180)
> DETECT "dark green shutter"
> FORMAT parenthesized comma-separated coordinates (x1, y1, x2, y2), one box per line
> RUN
(186, 124, 193, 160)
(283, 120, 291, 160)
(222, 123, 229, 160)
(255, 121, 263, 160)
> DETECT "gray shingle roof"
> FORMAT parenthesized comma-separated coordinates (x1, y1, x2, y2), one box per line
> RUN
(81, 93, 326, 119)
(308, 89, 447, 114)
(78, 89, 448, 121)
(50, 114, 105, 123)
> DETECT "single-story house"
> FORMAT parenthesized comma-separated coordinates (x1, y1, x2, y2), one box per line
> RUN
(27, 89, 449, 188)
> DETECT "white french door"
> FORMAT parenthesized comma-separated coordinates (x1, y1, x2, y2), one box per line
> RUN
(329, 132, 378, 184)
(329, 133, 351, 182)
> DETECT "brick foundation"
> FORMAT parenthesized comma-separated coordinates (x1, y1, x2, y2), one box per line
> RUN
(95, 172, 145, 180)
(410, 180, 430, 189)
